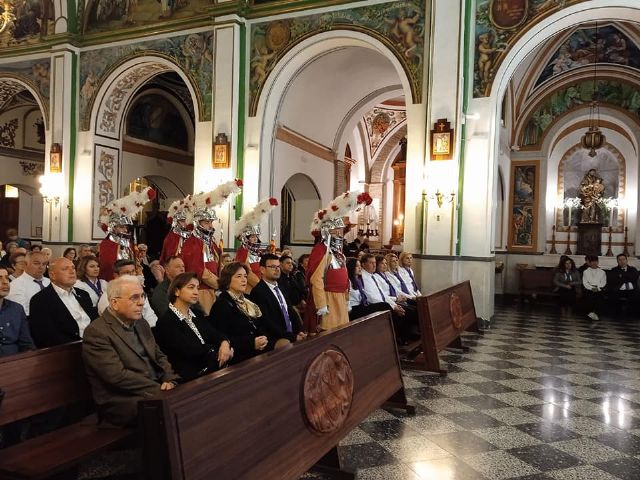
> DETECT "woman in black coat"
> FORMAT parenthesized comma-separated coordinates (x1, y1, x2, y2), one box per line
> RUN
(155, 272, 233, 381)
(208, 262, 269, 364)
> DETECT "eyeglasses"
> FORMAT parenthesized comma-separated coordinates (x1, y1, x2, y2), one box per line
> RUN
(264, 265, 281, 270)
(114, 293, 147, 303)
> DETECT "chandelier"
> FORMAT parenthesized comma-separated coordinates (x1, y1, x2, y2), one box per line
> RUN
(581, 22, 605, 157)
(0, 2, 15, 35)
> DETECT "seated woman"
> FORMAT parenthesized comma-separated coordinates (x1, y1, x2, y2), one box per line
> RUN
(155, 272, 233, 381)
(74, 255, 108, 307)
(385, 253, 416, 301)
(208, 262, 269, 364)
(347, 257, 391, 321)
(553, 255, 581, 316)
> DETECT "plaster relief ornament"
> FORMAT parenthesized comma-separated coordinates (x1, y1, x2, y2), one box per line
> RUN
(234, 197, 279, 290)
(98, 187, 156, 281)
(305, 191, 373, 333)
(181, 179, 243, 315)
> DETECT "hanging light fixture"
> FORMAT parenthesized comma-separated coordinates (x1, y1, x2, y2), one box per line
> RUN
(581, 22, 605, 157)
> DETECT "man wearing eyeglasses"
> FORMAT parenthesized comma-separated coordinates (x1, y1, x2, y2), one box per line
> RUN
(83, 275, 179, 427)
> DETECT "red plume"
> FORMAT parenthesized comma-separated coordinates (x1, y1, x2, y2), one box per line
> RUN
(100, 223, 108, 232)
(331, 204, 338, 211)
(147, 189, 157, 201)
(357, 192, 373, 205)
(269, 197, 278, 206)
(235, 179, 244, 187)
(166, 216, 173, 225)
(318, 210, 326, 220)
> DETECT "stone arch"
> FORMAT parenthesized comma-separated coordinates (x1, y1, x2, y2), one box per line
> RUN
(0, 76, 49, 130)
(281, 173, 321, 245)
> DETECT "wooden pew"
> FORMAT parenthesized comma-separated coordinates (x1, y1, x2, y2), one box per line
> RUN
(401, 281, 483, 375)
(0, 342, 133, 480)
(140, 310, 413, 480)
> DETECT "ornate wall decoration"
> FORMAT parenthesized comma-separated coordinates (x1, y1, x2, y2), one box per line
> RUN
(364, 106, 406, 159)
(535, 24, 640, 88)
(0, 82, 26, 112)
(92, 144, 119, 239)
(519, 79, 640, 147)
(474, 0, 591, 97)
(79, 32, 213, 130)
(0, 118, 19, 148)
(0, 1, 55, 49)
(0, 59, 51, 123)
(19, 160, 44, 177)
(81, 0, 212, 35)
(250, 0, 425, 115)
(302, 349, 354, 434)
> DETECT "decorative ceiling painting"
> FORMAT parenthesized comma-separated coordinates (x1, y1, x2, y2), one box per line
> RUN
(535, 24, 640, 88)
(474, 0, 590, 97)
(81, 0, 213, 35)
(519, 79, 640, 147)
(364, 106, 406, 158)
(249, 0, 425, 116)
(79, 32, 213, 131)
(0, 1, 55, 48)
(0, 59, 51, 125)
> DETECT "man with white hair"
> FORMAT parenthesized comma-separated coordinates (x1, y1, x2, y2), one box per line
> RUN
(82, 275, 179, 427)
(6, 252, 50, 316)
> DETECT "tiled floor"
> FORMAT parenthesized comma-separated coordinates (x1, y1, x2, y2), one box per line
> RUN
(324, 304, 640, 480)
(82, 303, 640, 479)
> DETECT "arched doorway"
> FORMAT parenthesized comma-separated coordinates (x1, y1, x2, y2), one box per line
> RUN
(280, 174, 321, 247)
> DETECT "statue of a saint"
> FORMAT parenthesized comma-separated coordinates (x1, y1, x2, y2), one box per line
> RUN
(579, 169, 605, 223)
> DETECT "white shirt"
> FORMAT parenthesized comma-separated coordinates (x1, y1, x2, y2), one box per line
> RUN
(97, 292, 158, 327)
(361, 270, 396, 308)
(52, 283, 92, 337)
(7, 272, 51, 316)
(386, 271, 416, 299)
(74, 278, 108, 307)
(582, 267, 607, 291)
(348, 287, 362, 309)
(398, 267, 421, 296)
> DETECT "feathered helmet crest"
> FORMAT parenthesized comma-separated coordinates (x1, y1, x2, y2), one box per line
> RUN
(99, 187, 156, 233)
(235, 197, 279, 239)
(192, 179, 243, 223)
(167, 195, 194, 227)
(310, 190, 372, 235)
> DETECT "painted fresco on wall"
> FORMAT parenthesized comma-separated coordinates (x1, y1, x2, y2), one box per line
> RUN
(474, 0, 590, 97)
(536, 25, 640, 87)
(520, 79, 640, 147)
(126, 94, 189, 150)
(249, 0, 425, 115)
(82, 0, 212, 34)
(23, 110, 45, 150)
(508, 161, 539, 251)
(79, 32, 212, 130)
(0, 60, 51, 101)
(0, 119, 19, 148)
(0, 1, 55, 48)
(364, 107, 407, 158)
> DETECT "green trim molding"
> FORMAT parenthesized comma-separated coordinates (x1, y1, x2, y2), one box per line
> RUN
(68, 52, 78, 241)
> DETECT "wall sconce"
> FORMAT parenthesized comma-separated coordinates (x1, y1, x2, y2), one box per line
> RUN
(432, 190, 456, 208)
(39, 173, 64, 205)
(212, 133, 230, 169)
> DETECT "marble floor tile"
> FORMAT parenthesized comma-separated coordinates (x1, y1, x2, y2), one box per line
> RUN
(359, 419, 422, 441)
(408, 457, 488, 480)
(355, 463, 421, 480)
(378, 436, 451, 463)
(473, 426, 542, 449)
(594, 457, 640, 480)
(429, 384, 483, 398)
(553, 417, 620, 437)
(445, 411, 507, 430)
(462, 450, 540, 479)
(428, 431, 498, 456)
(418, 398, 476, 414)
(482, 407, 543, 426)
(338, 442, 398, 470)
(515, 422, 580, 443)
(550, 437, 626, 463)
(400, 414, 465, 435)
(488, 392, 547, 407)
(547, 465, 621, 480)
(507, 444, 582, 472)
(496, 379, 545, 392)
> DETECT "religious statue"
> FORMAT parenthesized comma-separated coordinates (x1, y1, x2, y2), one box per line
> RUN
(579, 169, 605, 223)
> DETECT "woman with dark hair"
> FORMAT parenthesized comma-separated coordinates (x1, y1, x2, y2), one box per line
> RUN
(553, 255, 581, 316)
(74, 255, 108, 307)
(347, 257, 391, 321)
(154, 272, 233, 381)
(294, 253, 310, 301)
(63, 247, 77, 262)
(208, 262, 269, 364)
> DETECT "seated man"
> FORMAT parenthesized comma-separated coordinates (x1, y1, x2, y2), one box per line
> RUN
(277, 255, 306, 309)
(7, 251, 50, 316)
(29, 257, 98, 348)
(0, 267, 35, 356)
(150, 256, 185, 317)
(82, 276, 179, 427)
(608, 254, 639, 305)
(582, 255, 606, 321)
(250, 254, 306, 349)
(97, 260, 158, 327)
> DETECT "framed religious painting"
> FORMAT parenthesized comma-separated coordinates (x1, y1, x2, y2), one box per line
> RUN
(212, 133, 230, 169)
(508, 160, 540, 252)
(430, 118, 454, 160)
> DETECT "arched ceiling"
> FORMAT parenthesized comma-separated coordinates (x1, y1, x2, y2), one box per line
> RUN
(278, 46, 402, 148)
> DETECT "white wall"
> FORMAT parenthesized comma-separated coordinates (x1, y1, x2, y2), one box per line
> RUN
(120, 152, 194, 197)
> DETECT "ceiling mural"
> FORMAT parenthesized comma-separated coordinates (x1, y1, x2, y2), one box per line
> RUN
(519, 78, 640, 147)
(364, 106, 406, 158)
(79, 32, 213, 130)
(474, 0, 591, 98)
(535, 24, 640, 88)
(0, 59, 51, 125)
(0, 1, 55, 48)
(81, 0, 212, 34)
(249, 0, 425, 115)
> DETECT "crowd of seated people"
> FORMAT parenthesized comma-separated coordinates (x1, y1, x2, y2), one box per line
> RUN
(0, 239, 420, 430)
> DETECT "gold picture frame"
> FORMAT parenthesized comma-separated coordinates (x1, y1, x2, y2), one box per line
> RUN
(430, 118, 454, 160)
(212, 133, 230, 169)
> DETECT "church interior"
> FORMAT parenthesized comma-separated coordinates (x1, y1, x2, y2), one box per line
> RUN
(3, 1, 640, 479)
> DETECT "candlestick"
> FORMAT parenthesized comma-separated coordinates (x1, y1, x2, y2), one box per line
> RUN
(564, 228, 572, 255)
(623, 226, 630, 257)
(605, 226, 614, 257)
(550, 225, 558, 254)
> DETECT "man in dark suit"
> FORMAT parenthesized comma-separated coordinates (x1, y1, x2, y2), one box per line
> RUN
(250, 254, 307, 349)
(29, 257, 98, 348)
(607, 253, 639, 310)
(83, 275, 179, 427)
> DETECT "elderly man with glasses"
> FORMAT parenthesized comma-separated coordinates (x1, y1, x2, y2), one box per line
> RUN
(82, 275, 179, 428)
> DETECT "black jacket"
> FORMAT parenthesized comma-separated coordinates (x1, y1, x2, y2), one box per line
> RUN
(29, 285, 98, 347)
(608, 265, 639, 291)
(249, 280, 301, 347)
(154, 307, 228, 381)
(208, 291, 267, 364)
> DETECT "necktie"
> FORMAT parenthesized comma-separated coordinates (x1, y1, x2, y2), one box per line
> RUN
(34, 279, 45, 291)
(377, 272, 396, 297)
(355, 277, 369, 306)
(274, 285, 292, 333)
(405, 267, 418, 291)
(393, 271, 410, 294)
(370, 275, 386, 302)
